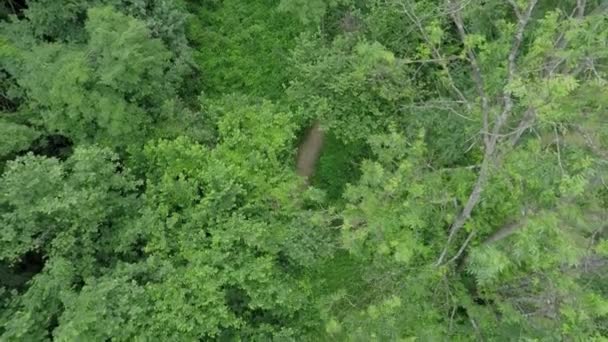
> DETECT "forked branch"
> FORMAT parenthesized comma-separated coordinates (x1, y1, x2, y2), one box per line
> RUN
(436, 0, 538, 265)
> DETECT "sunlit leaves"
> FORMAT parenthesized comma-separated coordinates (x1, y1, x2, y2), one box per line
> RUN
(6, 6, 181, 148)
(288, 36, 413, 142)
(0, 146, 140, 265)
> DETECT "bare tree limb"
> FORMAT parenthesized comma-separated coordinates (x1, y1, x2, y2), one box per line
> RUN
(482, 220, 528, 246)
(576, 0, 587, 18)
(496, 0, 538, 140)
(9, 1, 17, 14)
(509, 108, 536, 146)
(448, 230, 476, 264)
(436, 0, 538, 265)
(554, 124, 565, 175)
(469, 317, 485, 341)
(575, 124, 608, 160)
(403, 55, 464, 65)
(401, 100, 475, 121)
(590, 0, 608, 15)
(449, 0, 491, 146)
(507, 0, 523, 20)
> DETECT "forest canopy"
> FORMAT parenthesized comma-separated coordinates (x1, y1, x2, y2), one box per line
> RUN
(1, 0, 607, 340)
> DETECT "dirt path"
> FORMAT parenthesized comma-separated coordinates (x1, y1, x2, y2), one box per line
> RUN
(296, 121, 325, 183)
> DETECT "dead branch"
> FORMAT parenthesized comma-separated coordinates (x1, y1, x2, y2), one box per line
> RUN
(448, 230, 476, 264)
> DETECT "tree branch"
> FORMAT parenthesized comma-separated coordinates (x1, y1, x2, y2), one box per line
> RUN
(482, 220, 528, 246)
(436, 0, 538, 265)
(509, 108, 536, 147)
(449, 0, 491, 146)
(576, 0, 587, 18)
(448, 230, 476, 264)
(507, 0, 523, 20)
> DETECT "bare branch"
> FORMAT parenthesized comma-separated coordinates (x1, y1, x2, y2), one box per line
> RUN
(507, 0, 523, 20)
(449, 0, 491, 146)
(575, 124, 608, 160)
(497, 0, 538, 139)
(590, 0, 608, 15)
(469, 317, 485, 341)
(554, 124, 565, 176)
(436, 0, 538, 265)
(509, 108, 536, 146)
(401, 100, 474, 121)
(576, 0, 587, 18)
(436, 158, 488, 265)
(483, 220, 528, 246)
(403, 55, 463, 65)
(448, 230, 476, 264)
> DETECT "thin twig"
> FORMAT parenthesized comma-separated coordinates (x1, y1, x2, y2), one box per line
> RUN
(400, 1, 471, 109)
(554, 124, 565, 176)
(448, 230, 476, 264)
(403, 55, 463, 64)
(448, 303, 458, 334)
(401, 101, 474, 121)
(470, 317, 485, 341)
(509, 108, 536, 146)
(483, 219, 528, 246)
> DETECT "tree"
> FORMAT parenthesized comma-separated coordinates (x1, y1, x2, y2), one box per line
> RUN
(319, 0, 608, 339)
(126, 97, 335, 338)
(0, 146, 142, 339)
(288, 35, 413, 142)
(187, 0, 304, 99)
(1, 3, 199, 155)
(1, 0, 606, 339)
(12, 7, 180, 148)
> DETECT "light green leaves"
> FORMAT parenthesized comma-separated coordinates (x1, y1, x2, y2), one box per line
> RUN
(0, 121, 39, 158)
(86, 7, 171, 95)
(468, 246, 511, 286)
(278, 0, 349, 25)
(288, 36, 412, 142)
(0, 146, 140, 264)
(6, 6, 181, 148)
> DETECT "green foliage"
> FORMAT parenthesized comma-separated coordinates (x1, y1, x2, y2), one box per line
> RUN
(0, 147, 141, 264)
(187, 0, 304, 99)
(1, 0, 607, 340)
(0, 147, 143, 340)
(23, 0, 191, 46)
(12, 7, 178, 147)
(23, 0, 95, 41)
(130, 132, 333, 338)
(52, 270, 151, 341)
(278, 0, 349, 25)
(1, 2, 199, 152)
(0, 120, 39, 158)
(288, 35, 413, 142)
(311, 132, 367, 201)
